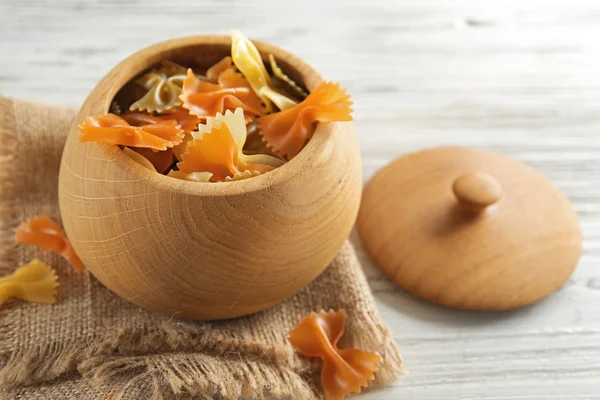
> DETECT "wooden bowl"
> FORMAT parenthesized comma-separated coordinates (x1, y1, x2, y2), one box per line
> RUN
(58, 35, 362, 320)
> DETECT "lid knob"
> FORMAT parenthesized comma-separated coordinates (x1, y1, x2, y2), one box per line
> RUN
(452, 172, 501, 212)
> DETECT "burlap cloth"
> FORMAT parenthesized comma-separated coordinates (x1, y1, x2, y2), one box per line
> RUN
(0, 95, 402, 399)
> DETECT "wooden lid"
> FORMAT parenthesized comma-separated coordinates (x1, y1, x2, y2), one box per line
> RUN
(357, 147, 582, 310)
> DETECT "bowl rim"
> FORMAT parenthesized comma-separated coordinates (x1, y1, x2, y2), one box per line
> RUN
(79, 34, 343, 197)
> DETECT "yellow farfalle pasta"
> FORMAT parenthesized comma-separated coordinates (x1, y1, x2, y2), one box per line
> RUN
(224, 170, 262, 182)
(230, 29, 297, 112)
(167, 170, 213, 182)
(0, 259, 59, 308)
(130, 61, 188, 113)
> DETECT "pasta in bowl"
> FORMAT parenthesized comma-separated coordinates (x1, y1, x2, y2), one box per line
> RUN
(58, 33, 361, 320)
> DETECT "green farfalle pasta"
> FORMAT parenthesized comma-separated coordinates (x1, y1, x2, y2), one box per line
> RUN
(130, 61, 188, 113)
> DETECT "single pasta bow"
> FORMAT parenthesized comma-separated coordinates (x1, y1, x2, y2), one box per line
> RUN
(0, 259, 59, 308)
(289, 310, 380, 400)
(78, 113, 184, 151)
(179, 64, 264, 119)
(259, 81, 353, 159)
(122, 106, 202, 134)
(16, 215, 83, 272)
(121, 107, 200, 168)
(230, 29, 297, 112)
(129, 61, 188, 113)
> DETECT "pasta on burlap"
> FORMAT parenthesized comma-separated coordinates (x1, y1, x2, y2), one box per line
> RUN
(0, 94, 402, 399)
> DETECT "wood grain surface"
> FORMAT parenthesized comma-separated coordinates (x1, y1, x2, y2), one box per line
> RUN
(2, 0, 600, 398)
(357, 147, 582, 311)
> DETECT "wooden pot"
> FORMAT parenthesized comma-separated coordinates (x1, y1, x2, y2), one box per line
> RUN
(58, 35, 362, 320)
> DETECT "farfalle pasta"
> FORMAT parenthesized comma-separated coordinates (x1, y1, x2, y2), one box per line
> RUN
(123, 147, 157, 171)
(16, 215, 84, 272)
(122, 106, 202, 134)
(230, 29, 297, 112)
(205, 56, 233, 81)
(194, 108, 284, 169)
(78, 29, 353, 182)
(179, 68, 264, 119)
(79, 114, 184, 151)
(130, 147, 174, 174)
(129, 61, 188, 113)
(289, 310, 381, 400)
(122, 107, 201, 164)
(177, 108, 283, 182)
(259, 81, 353, 159)
(224, 170, 262, 181)
(167, 170, 213, 182)
(269, 54, 308, 99)
(0, 259, 59, 308)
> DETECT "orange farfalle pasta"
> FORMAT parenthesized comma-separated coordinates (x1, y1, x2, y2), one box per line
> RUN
(77, 30, 347, 183)
(178, 108, 283, 182)
(123, 147, 157, 171)
(178, 122, 241, 181)
(121, 107, 200, 162)
(179, 67, 264, 119)
(0, 259, 59, 308)
(130, 147, 174, 174)
(78, 114, 184, 151)
(122, 106, 202, 134)
(160, 107, 202, 133)
(16, 216, 84, 272)
(289, 310, 380, 400)
(206, 56, 233, 81)
(259, 81, 353, 159)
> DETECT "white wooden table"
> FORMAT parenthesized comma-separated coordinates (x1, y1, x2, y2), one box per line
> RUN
(2, 0, 600, 398)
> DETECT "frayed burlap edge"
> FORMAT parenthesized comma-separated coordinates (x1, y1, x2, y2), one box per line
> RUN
(0, 300, 402, 399)
(0, 96, 20, 355)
